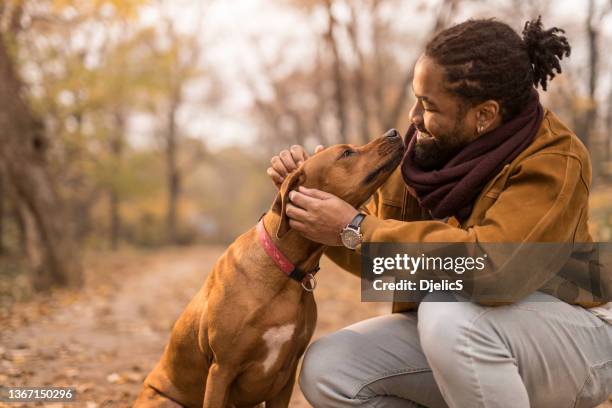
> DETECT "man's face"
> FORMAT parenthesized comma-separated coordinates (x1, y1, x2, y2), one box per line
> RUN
(409, 55, 477, 170)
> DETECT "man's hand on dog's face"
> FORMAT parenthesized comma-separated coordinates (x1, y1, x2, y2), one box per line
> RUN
(267, 145, 325, 189)
(286, 186, 358, 246)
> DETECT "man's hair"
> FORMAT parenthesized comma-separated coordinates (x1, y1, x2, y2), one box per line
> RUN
(424, 16, 571, 122)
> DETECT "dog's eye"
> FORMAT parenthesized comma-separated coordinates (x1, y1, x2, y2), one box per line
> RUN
(341, 149, 355, 158)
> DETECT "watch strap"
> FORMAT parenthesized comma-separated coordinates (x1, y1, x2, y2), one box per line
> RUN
(349, 213, 366, 229)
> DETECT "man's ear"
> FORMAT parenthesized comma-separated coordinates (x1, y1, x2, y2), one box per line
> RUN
(476, 99, 501, 129)
(271, 168, 305, 239)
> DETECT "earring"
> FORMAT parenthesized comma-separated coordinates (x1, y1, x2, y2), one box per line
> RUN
(477, 124, 485, 134)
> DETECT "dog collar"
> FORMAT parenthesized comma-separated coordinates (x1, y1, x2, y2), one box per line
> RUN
(256, 219, 318, 291)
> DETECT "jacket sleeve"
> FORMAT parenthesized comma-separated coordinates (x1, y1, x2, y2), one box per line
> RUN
(323, 190, 381, 277)
(358, 152, 591, 302)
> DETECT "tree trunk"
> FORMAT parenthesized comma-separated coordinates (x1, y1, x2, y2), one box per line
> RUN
(607, 71, 612, 167)
(384, 0, 459, 130)
(166, 99, 181, 244)
(0, 34, 82, 289)
(348, 3, 371, 144)
(582, 0, 598, 153)
(109, 112, 124, 251)
(109, 189, 120, 250)
(312, 45, 331, 147)
(371, 0, 386, 133)
(324, 0, 348, 144)
(12, 203, 27, 256)
(0, 173, 4, 255)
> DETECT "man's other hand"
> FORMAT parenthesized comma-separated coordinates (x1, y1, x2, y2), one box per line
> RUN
(267, 144, 324, 189)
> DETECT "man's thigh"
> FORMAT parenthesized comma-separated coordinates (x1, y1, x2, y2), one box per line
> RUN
(301, 292, 612, 407)
(419, 291, 612, 407)
(502, 293, 612, 407)
(299, 312, 448, 408)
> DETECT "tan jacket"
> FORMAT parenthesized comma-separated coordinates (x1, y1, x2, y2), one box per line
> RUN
(326, 109, 610, 312)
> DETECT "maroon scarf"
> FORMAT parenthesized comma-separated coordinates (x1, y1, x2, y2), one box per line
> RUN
(401, 90, 544, 222)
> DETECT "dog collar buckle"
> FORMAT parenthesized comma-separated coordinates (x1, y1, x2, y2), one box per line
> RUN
(301, 273, 317, 292)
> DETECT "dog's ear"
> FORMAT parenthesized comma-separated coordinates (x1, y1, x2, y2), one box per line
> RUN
(272, 168, 305, 239)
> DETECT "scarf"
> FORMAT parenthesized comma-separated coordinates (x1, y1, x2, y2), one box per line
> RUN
(401, 90, 544, 222)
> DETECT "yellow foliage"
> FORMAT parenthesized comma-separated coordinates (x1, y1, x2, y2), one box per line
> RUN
(51, 0, 149, 19)
(590, 186, 612, 211)
(589, 186, 612, 241)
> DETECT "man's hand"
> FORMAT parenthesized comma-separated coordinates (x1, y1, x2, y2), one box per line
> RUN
(267, 145, 324, 189)
(286, 186, 359, 246)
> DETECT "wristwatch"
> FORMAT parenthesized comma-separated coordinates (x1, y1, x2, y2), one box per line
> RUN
(340, 213, 366, 250)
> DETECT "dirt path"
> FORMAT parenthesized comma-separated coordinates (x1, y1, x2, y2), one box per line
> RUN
(0, 246, 388, 407)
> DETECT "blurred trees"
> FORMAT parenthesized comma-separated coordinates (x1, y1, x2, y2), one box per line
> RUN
(246, 0, 461, 151)
(496, 0, 612, 180)
(134, 13, 211, 244)
(1, 0, 612, 291)
(248, 0, 611, 236)
(580, 0, 610, 175)
(0, 0, 220, 289)
(247, 0, 612, 183)
(0, 30, 82, 289)
(0, 0, 157, 284)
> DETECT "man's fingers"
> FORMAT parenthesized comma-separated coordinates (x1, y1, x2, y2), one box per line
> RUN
(270, 156, 289, 178)
(290, 145, 309, 165)
(288, 190, 320, 210)
(285, 203, 309, 222)
(314, 145, 325, 154)
(297, 186, 334, 200)
(279, 150, 297, 172)
(267, 167, 284, 188)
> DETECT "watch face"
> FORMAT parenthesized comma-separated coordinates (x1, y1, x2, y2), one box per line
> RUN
(341, 228, 362, 249)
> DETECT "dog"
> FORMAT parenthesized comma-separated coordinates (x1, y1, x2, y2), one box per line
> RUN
(133, 129, 405, 408)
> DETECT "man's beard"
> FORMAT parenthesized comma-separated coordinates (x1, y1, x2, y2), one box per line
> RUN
(413, 117, 467, 170)
(413, 134, 460, 170)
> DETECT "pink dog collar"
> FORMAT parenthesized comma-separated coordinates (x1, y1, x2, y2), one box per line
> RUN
(256, 219, 318, 291)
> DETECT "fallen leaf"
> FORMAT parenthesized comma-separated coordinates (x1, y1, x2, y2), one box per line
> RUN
(76, 382, 95, 393)
(106, 372, 126, 384)
(64, 368, 79, 378)
(106, 372, 120, 383)
(124, 371, 143, 383)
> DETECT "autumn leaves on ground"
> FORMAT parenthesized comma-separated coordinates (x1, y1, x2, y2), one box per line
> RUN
(0, 246, 388, 408)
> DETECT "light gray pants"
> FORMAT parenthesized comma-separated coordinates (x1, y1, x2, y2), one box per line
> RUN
(299, 292, 612, 408)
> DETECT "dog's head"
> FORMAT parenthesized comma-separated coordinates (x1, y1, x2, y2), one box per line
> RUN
(272, 129, 405, 238)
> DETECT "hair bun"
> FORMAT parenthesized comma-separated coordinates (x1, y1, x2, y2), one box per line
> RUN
(522, 16, 571, 90)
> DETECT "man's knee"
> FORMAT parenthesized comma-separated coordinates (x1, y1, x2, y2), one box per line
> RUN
(417, 300, 490, 369)
(298, 334, 355, 406)
(298, 338, 328, 402)
(300, 314, 427, 407)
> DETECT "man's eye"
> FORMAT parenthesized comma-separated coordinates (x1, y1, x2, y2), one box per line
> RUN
(342, 149, 355, 158)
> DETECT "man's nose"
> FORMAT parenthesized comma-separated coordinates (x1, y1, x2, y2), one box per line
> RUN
(409, 101, 424, 127)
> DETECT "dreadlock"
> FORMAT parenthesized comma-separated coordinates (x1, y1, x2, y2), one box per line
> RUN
(424, 16, 571, 122)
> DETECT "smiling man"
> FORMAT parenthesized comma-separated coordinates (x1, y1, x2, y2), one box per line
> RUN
(267, 17, 612, 408)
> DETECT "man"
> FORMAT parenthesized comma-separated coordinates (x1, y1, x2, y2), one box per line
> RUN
(268, 18, 612, 408)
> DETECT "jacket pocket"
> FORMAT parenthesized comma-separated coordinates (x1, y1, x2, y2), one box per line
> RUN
(574, 360, 612, 408)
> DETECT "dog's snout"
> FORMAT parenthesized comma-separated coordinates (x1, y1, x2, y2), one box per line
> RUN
(383, 129, 400, 139)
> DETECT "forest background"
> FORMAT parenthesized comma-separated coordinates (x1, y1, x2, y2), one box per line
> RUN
(2, 0, 612, 294)
(1, 1, 612, 405)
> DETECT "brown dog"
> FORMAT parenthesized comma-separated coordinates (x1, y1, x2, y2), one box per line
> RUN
(133, 130, 405, 408)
